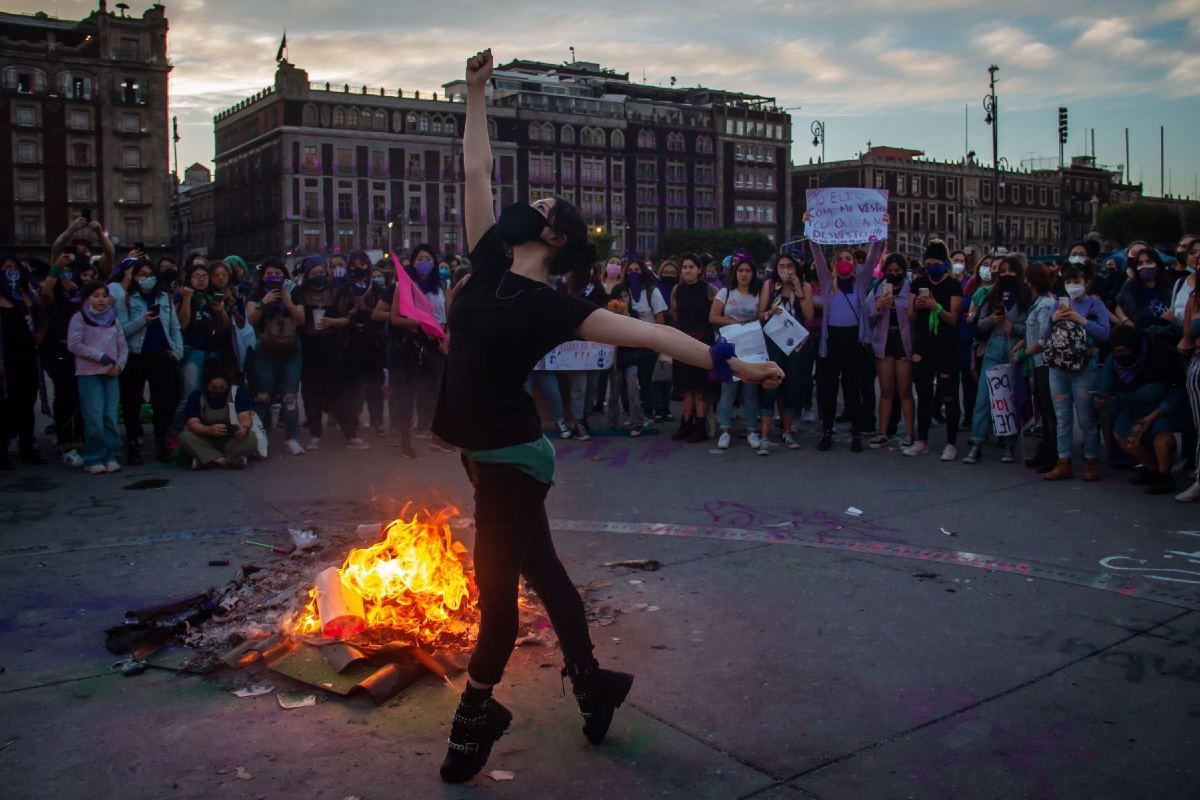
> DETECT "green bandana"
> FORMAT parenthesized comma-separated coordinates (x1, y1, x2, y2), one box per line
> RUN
(464, 435, 556, 485)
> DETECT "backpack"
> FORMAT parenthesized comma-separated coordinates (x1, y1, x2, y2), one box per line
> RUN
(1043, 320, 1088, 372)
(259, 309, 297, 358)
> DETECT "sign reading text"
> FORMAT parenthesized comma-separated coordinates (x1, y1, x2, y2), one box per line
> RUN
(804, 188, 890, 245)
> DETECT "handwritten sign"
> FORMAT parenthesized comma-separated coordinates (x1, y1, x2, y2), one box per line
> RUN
(804, 188, 889, 245)
(535, 340, 615, 371)
(762, 308, 808, 355)
(985, 364, 1018, 437)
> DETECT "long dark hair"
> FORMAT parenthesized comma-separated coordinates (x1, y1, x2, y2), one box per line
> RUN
(728, 251, 762, 297)
(406, 243, 441, 295)
(983, 255, 1031, 314)
(547, 196, 598, 281)
(124, 258, 161, 314)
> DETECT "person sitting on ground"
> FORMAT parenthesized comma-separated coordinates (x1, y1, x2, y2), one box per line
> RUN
(179, 362, 256, 470)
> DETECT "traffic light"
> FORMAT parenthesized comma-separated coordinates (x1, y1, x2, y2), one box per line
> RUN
(1058, 107, 1068, 145)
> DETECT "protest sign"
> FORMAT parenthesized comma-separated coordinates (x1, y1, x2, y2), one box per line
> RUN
(719, 320, 769, 377)
(535, 340, 615, 371)
(804, 188, 889, 245)
(985, 364, 1019, 437)
(762, 308, 808, 355)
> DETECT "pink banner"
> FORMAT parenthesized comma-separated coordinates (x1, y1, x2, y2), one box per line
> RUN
(391, 252, 446, 341)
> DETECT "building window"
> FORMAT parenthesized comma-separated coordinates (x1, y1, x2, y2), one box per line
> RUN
(561, 125, 574, 144)
(120, 147, 140, 168)
(372, 194, 387, 222)
(946, 179, 956, 200)
(304, 191, 319, 218)
(874, 172, 885, 189)
(337, 193, 354, 220)
(121, 113, 140, 132)
(18, 178, 39, 201)
(375, 110, 387, 130)
(20, 216, 40, 240)
(336, 147, 352, 172)
(126, 217, 143, 242)
(347, 108, 359, 128)
(16, 106, 36, 127)
(302, 146, 318, 171)
(17, 141, 37, 163)
(61, 73, 92, 99)
(333, 107, 345, 126)
(982, 181, 992, 202)
(72, 143, 91, 166)
(304, 229, 321, 252)
(338, 229, 355, 253)
(927, 177, 937, 197)
(611, 130, 625, 149)
(562, 158, 574, 184)
(638, 129, 656, 149)
(118, 38, 139, 61)
(419, 114, 430, 132)
(123, 182, 141, 204)
(303, 104, 318, 126)
(911, 177, 921, 196)
(120, 78, 140, 103)
(1026, 185, 1035, 205)
(71, 179, 91, 202)
(1053, 189, 1060, 206)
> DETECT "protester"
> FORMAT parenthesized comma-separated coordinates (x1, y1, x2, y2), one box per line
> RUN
(866, 254, 914, 450)
(179, 361, 256, 470)
(247, 258, 306, 455)
(68, 281, 127, 473)
(41, 249, 94, 466)
(622, 257, 668, 421)
(172, 263, 230, 433)
(1177, 281, 1200, 501)
(1017, 263, 1058, 472)
(116, 258, 183, 465)
(560, 267, 609, 439)
(343, 251, 389, 437)
(905, 240, 964, 459)
(754, 251, 814, 453)
(710, 252, 763, 449)
(605, 285, 645, 435)
(1166, 237, 1199, 329)
(0, 257, 48, 468)
(208, 260, 249, 377)
(1114, 247, 1173, 334)
(670, 253, 718, 443)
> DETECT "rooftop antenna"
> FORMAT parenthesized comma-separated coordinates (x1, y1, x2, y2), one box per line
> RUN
(569, 46, 575, 63)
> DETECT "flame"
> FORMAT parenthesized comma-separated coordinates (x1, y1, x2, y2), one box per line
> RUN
(285, 505, 477, 646)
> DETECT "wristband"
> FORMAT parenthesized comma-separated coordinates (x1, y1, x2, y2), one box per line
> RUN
(50, 265, 62, 278)
(708, 337, 737, 383)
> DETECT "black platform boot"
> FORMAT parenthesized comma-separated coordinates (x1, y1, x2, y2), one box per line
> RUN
(563, 658, 634, 745)
(439, 684, 512, 783)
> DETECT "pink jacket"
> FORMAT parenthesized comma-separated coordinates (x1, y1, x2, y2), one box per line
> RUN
(68, 312, 129, 375)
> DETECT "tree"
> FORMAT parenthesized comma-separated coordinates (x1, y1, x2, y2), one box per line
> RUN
(590, 232, 614, 262)
(1182, 202, 1200, 239)
(657, 229, 776, 264)
(1095, 203, 1183, 248)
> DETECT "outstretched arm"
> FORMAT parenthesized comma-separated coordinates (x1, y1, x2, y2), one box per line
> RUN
(578, 309, 783, 387)
(463, 49, 496, 252)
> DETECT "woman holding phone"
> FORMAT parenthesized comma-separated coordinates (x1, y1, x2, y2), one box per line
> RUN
(754, 250, 814, 452)
(433, 48, 783, 784)
(247, 258, 306, 455)
(865, 253, 915, 449)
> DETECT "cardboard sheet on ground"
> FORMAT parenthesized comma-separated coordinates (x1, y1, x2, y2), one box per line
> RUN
(261, 640, 463, 705)
(762, 308, 808, 355)
(804, 188, 889, 245)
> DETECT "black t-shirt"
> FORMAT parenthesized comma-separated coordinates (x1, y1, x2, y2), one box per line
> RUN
(910, 275, 963, 353)
(432, 226, 600, 450)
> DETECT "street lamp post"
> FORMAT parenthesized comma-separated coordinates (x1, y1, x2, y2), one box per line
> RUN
(983, 65, 1000, 251)
(387, 220, 394, 254)
(811, 120, 825, 164)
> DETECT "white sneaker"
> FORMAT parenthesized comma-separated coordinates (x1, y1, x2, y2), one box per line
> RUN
(903, 441, 929, 457)
(802, 409, 816, 424)
(782, 432, 801, 450)
(306, 437, 321, 450)
(747, 432, 763, 449)
(345, 437, 370, 450)
(717, 431, 731, 449)
(757, 438, 771, 456)
(285, 439, 305, 456)
(1176, 482, 1200, 503)
(790, 419, 802, 435)
(556, 419, 571, 439)
(412, 429, 433, 439)
(104, 461, 122, 472)
(868, 435, 890, 450)
(85, 464, 107, 474)
(940, 444, 958, 462)
(61, 449, 84, 468)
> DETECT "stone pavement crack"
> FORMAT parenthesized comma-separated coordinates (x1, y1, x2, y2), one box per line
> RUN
(0, 671, 114, 696)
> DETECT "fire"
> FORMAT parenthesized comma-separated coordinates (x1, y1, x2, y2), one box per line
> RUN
(285, 506, 477, 646)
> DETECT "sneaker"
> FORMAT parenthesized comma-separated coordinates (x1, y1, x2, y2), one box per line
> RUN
(717, 431, 731, 449)
(285, 439, 305, 456)
(782, 432, 801, 450)
(429, 436, 455, 453)
(747, 432, 763, 449)
(629, 425, 644, 437)
(868, 435, 890, 450)
(817, 432, 833, 451)
(189, 458, 204, 471)
(902, 441, 929, 457)
(439, 694, 513, 784)
(940, 444, 958, 462)
(621, 418, 634, 428)
(61, 449, 84, 468)
(962, 444, 983, 464)
(86, 464, 108, 474)
(224, 456, 248, 470)
(899, 438, 914, 449)
(757, 438, 770, 456)
(556, 419, 572, 439)
(572, 422, 592, 441)
(400, 441, 417, 459)
(850, 435, 863, 453)
(1175, 482, 1200, 503)
(104, 461, 122, 473)
(790, 419, 802, 435)
(801, 409, 816, 424)
(412, 429, 433, 440)
(345, 437, 370, 450)
(306, 437, 321, 451)
(1000, 445, 1015, 464)
(659, 409, 675, 422)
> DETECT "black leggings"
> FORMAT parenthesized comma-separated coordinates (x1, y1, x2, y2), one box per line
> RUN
(817, 326, 868, 433)
(44, 342, 82, 446)
(463, 457, 594, 686)
(120, 352, 179, 443)
(1032, 364, 1057, 459)
(914, 348, 960, 445)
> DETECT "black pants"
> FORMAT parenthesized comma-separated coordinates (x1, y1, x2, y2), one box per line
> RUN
(914, 346, 960, 445)
(817, 326, 868, 433)
(1032, 364, 1057, 461)
(43, 342, 82, 447)
(463, 457, 594, 686)
(1, 351, 38, 451)
(120, 352, 178, 444)
(300, 337, 356, 440)
(388, 338, 445, 440)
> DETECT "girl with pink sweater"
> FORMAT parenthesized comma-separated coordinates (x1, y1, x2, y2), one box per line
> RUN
(68, 282, 128, 473)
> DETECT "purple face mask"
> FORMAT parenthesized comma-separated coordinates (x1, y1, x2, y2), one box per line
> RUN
(415, 259, 434, 278)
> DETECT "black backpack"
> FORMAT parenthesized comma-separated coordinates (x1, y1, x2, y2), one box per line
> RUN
(1043, 320, 1088, 372)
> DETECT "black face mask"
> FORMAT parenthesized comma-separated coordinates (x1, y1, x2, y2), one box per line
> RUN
(998, 275, 1018, 292)
(1113, 349, 1139, 369)
(160, 268, 179, 286)
(660, 276, 679, 289)
(497, 202, 548, 246)
(307, 275, 328, 289)
(886, 273, 904, 287)
(351, 267, 369, 280)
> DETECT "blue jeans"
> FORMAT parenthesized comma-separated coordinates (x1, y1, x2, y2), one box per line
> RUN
(970, 336, 1018, 443)
(253, 347, 303, 440)
(171, 348, 210, 433)
(526, 372, 564, 421)
(77, 375, 121, 466)
(1049, 365, 1099, 458)
(716, 379, 760, 430)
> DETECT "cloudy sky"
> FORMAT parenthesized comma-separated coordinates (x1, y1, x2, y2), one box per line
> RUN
(20, 0, 1200, 199)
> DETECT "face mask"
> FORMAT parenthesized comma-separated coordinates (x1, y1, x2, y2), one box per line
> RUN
(497, 202, 548, 245)
(205, 388, 229, 403)
(1068, 255, 1086, 265)
(1065, 283, 1086, 300)
(439, 267, 451, 281)
(776, 270, 794, 282)
(351, 267, 369, 280)
(1137, 266, 1156, 282)
(886, 273, 904, 288)
(836, 261, 855, 278)
(926, 262, 948, 282)
(660, 275, 678, 289)
(307, 275, 328, 289)
(159, 269, 178, 286)
(978, 266, 993, 282)
(606, 263, 622, 278)
(332, 265, 346, 278)
(138, 276, 157, 292)
(414, 260, 434, 278)
(626, 271, 643, 292)
(998, 275, 1017, 292)
(1113, 349, 1140, 369)
(951, 262, 966, 275)
(372, 276, 386, 288)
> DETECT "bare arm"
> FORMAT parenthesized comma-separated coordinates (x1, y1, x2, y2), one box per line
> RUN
(463, 49, 496, 252)
(91, 221, 115, 275)
(51, 217, 86, 263)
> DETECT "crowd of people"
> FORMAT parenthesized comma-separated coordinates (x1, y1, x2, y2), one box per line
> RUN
(2, 215, 1198, 500)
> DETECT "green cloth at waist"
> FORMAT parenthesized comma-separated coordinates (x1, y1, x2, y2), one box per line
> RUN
(463, 435, 556, 485)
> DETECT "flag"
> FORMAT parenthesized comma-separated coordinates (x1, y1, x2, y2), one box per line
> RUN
(275, 31, 287, 63)
(390, 252, 447, 341)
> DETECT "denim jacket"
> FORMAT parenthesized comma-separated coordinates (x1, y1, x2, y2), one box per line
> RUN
(116, 291, 184, 359)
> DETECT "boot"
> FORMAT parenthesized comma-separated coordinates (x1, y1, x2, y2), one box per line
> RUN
(563, 659, 634, 745)
(439, 686, 512, 783)
(686, 417, 709, 444)
(1043, 458, 1073, 481)
(817, 430, 833, 451)
(126, 440, 143, 467)
(155, 438, 171, 464)
(1083, 458, 1100, 482)
(671, 416, 694, 442)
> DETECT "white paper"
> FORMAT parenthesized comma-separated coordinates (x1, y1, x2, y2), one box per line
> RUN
(804, 188, 890, 245)
(719, 321, 769, 365)
(534, 340, 615, 371)
(762, 308, 809, 355)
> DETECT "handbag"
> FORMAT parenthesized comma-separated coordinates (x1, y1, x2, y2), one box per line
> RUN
(228, 386, 268, 458)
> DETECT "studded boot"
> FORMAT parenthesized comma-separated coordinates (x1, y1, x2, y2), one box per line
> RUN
(563, 658, 634, 745)
(439, 685, 512, 783)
